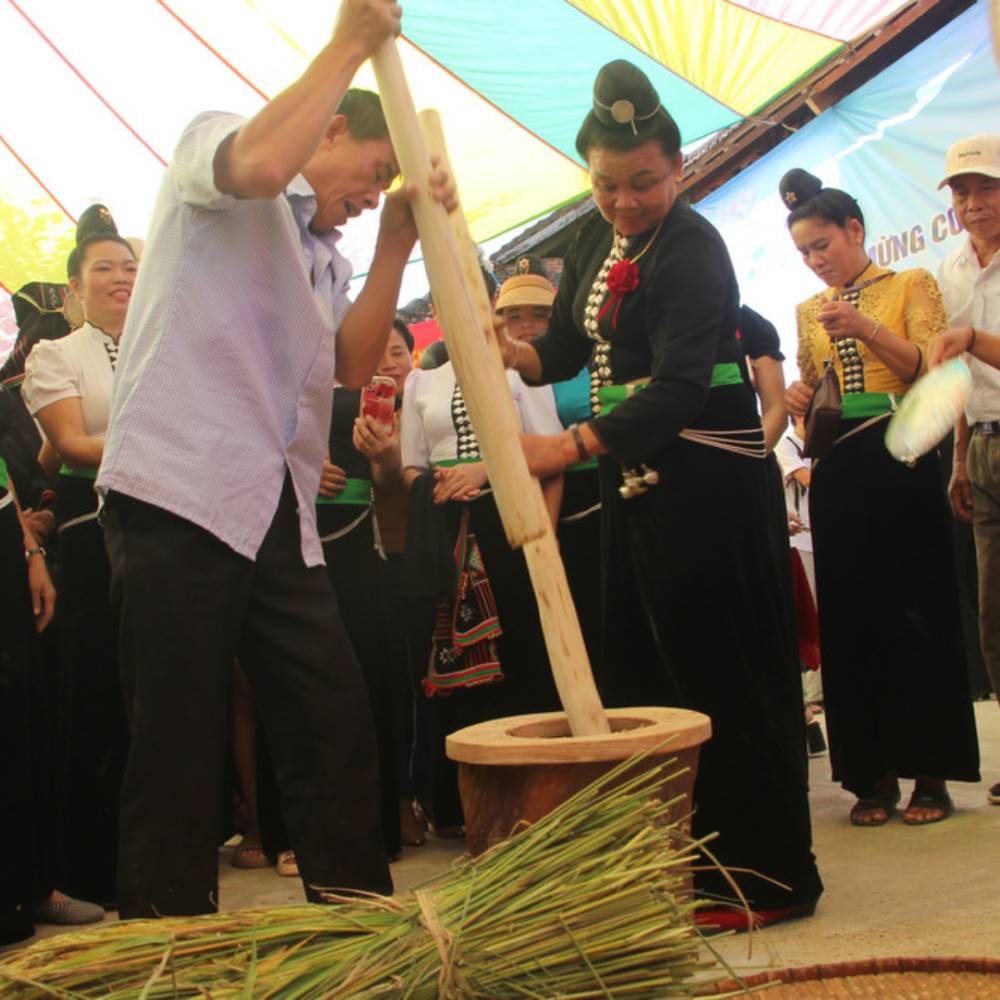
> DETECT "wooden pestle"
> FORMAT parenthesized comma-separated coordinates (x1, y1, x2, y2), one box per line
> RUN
(370, 42, 609, 737)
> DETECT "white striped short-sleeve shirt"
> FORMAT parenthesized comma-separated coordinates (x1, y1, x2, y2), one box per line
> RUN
(400, 362, 563, 468)
(97, 112, 353, 566)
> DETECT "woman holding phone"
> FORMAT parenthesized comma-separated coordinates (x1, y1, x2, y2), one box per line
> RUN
(397, 334, 564, 835)
(780, 168, 979, 827)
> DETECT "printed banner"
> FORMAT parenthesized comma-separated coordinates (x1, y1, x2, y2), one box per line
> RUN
(698, 0, 998, 374)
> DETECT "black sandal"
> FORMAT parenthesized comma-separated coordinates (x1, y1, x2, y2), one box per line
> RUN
(849, 795, 899, 827)
(902, 791, 954, 825)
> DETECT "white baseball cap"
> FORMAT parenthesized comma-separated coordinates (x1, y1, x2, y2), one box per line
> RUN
(938, 132, 1000, 189)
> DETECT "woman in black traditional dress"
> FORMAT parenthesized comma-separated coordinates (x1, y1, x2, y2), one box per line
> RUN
(352, 319, 428, 847)
(21, 205, 136, 906)
(506, 60, 822, 931)
(399, 339, 564, 834)
(0, 438, 104, 942)
(316, 379, 403, 860)
(781, 168, 979, 826)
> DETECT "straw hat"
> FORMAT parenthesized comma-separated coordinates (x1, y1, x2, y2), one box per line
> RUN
(496, 273, 555, 312)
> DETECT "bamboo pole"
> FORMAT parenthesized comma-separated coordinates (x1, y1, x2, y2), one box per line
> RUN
(416, 111, 507, 376)
(372, 45, 546, 549)
(418, 109, 610, 737)
(370, 40, 609, 736)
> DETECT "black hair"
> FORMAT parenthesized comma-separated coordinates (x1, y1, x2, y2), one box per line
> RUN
(575, 60, 681, 162)
(391, 317, 414, 352)
(66, 204, 134, 280)
(512, 254, 552, 281)
(337, 88, 389, 142)
(779, 168, 865, 232)
(481, 266, 497, 300)
(419, 339, 449, 370)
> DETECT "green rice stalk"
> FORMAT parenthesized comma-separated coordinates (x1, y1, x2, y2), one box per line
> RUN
(0, 752, 752, 998)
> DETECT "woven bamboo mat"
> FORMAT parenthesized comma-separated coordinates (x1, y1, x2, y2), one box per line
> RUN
(705, 957, 1000, 997)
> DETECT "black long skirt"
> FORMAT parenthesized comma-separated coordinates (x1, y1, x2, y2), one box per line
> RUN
(319, 503, 402, 859)
(557, 464, 603, 671)
(55, 473, 129, 906)
(0, 498, 39, 943)
(596, 384, 822, 911)
(809, 420, 979, 797)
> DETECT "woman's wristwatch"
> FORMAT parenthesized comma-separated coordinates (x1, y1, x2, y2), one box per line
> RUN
(25, 545, 46, 561)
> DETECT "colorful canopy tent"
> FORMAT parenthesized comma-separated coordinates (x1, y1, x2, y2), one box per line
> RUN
(0, 0, 911, 356)
(696, 0, 997, 373)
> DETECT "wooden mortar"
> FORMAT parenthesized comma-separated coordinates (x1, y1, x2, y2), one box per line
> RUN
(447, 707, 711, 855)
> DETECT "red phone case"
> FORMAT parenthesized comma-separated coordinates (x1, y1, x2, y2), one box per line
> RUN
(360, 377, 396, 432)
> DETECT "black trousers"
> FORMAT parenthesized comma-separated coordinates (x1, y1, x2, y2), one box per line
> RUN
(103, 477, 392, 919)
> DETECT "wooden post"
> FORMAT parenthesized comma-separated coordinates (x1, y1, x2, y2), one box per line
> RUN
(371, 41, 609, 737)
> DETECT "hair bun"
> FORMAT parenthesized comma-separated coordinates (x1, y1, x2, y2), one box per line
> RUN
(592, 60, 662, 132)
(779, 169, 822, 211)
(514, 254, 551, 280)
(75, 203, 119, 245)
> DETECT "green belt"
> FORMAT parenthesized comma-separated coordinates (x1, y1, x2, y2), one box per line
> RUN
(60, 465, 97, 480)
(841, 392, 898, 419)
(432, 458, 483, 468)
(596, 363, 743, 417)
(439, 453, 597, 474)
(0, 457, 8, 491)
(316, 477, 371, 506)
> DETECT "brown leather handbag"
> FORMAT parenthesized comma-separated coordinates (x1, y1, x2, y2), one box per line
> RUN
(801, 358, 841, 459)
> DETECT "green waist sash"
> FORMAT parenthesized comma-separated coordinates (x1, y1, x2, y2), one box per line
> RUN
(596, 362, 743, 417)
(438, 452, 597, 475)
(316, 477, 371, 506)
(840, 392, 898, 420)
(0, 457, 8, 491)
(432, 458, 484, 468)
(59, 465, 97, 480)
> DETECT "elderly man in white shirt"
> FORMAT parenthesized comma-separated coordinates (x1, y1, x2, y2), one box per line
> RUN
(98, 0, 455, 918)
(929, 132, 1000, 806)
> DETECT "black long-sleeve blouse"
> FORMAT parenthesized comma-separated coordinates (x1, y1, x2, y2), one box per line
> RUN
(531, 200, 743, 468)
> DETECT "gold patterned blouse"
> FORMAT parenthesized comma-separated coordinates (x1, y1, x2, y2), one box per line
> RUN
(796, 262, 947, 396)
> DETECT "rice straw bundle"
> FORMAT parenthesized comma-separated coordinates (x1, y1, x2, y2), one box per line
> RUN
(0, 754, 741, 998)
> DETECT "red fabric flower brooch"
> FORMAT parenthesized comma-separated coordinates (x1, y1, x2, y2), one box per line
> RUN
(598, 259, 641, 329)
(606, 259, 640, 295)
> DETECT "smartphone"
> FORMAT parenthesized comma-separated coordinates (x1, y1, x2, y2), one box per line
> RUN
(360, 375, 396, 433)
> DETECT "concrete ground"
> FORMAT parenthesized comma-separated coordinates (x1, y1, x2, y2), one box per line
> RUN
(710, 696, 1000, 976)
(7, 700, 1000, 983)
